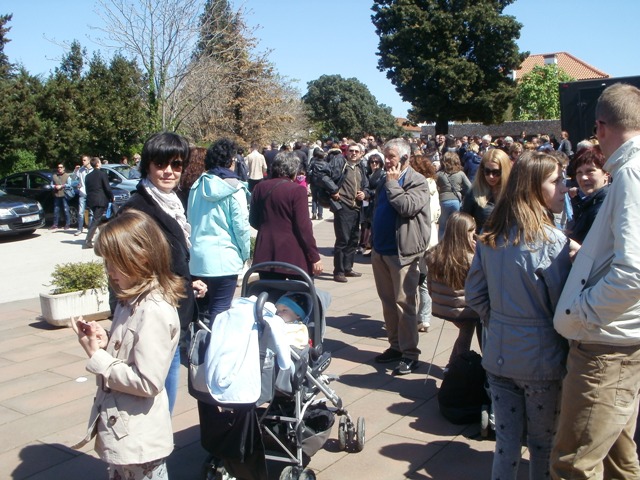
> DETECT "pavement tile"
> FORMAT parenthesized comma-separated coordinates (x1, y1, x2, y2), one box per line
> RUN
(0, 404, 24, 425)
(0, 442, 77, 480)
(0, 351, 85, 384)
(0, 370, 69, 402)
(2, 377, 95, 415)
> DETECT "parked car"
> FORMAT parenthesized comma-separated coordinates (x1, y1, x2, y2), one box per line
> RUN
(0, 170, 131, 227)
(0, 188, 45, 236)
(100, 164, 141, 192)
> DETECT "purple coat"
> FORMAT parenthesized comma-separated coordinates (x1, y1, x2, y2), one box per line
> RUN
(250, 178, 320, 275)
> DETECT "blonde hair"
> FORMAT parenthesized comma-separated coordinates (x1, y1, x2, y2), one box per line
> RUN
(427, 212, 476, 290)
(95, 209, 185, 305)
(480, 152, 562, 248)
(469, 149, 511, 208)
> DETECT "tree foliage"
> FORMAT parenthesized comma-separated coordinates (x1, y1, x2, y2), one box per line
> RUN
(372, 0, 527, 133)
(513, 64, 574, 120)
(303, 74, 403, 140)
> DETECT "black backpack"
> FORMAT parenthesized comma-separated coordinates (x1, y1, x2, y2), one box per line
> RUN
(307, 159, 333, 208)
(437, 350, 490, 425)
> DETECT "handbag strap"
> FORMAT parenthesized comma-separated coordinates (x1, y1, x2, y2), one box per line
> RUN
(444, 173, 462, 202)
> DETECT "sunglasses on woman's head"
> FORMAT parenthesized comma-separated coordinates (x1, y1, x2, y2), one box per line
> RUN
(483, 168, 501, 177)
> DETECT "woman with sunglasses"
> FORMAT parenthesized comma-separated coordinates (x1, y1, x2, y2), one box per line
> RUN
(465, 152, 577, 480)
(461, 148, 511, 234)
(120, 132, 207, 414)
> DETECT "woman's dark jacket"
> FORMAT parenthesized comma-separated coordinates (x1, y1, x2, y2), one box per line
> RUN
(120, 183, 196, 330)
(568, 186, 609, 244)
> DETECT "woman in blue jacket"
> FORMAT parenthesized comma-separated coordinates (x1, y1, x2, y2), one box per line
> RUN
(187, 138, 251, 324)
(465, 153, 577, 480)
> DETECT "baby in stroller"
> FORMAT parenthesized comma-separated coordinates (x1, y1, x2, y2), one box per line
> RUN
(275, 293, 311, 350)
(189, 262, 364, 480)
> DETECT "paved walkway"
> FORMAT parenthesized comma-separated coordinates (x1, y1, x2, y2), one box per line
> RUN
(0, 213, 530, 479)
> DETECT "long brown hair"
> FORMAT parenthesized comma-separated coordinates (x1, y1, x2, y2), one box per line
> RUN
(95, 209, 186, 306)
(480, 152, 562, 248)
(426, 212, 476, 290)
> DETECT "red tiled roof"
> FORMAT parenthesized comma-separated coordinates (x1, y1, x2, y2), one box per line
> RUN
(515, 52, 609, 81)
(396, 117, 421, 132)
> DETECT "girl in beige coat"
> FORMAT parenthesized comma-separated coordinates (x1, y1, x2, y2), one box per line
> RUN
(72, 209, 185, 480)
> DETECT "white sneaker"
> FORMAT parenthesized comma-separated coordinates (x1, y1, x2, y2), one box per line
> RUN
(418, 323, 430, 333)
(74, 230, 83, 236)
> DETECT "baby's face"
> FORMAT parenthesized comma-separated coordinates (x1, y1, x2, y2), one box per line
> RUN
(276, 304, 300, 323)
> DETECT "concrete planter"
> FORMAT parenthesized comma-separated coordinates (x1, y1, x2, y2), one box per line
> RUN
(39, 288, 110, 327)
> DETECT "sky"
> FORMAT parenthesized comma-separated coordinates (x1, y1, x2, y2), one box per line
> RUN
(3, 0, 640, 118)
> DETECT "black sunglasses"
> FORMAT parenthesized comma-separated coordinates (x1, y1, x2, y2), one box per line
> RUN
(483, 168, 501, 177)
(153, 159, 184, 171)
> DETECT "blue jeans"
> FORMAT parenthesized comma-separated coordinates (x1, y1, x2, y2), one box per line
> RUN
(164, 347, 180, 415)
(487, 373, 561, 480)
(205, 275, 238, 325)
(76, 194, 86, 231)
(53, 196, 70, 227)
(310, 186, 324, 217)
(418, 273, 432, 326)
(438, 198, 460, 240)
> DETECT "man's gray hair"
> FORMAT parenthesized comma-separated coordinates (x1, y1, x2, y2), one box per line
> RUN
(271, 151, 300, 179)
(383, 138, 411, 159)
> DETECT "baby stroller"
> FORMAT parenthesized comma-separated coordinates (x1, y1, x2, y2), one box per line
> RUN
(188, 261, 365, 480)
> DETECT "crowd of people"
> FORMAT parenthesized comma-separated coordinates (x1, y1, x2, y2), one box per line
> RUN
(65, 82, 640, 480)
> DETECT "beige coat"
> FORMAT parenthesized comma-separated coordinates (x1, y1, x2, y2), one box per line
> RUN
(73, 291, 179, 465)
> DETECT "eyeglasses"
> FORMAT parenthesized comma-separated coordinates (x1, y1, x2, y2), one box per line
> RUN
(483, 168, 501, 177)
(153, 159, 184, 171)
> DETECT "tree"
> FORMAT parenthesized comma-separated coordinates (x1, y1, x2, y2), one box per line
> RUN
(95, 0, 250, 132)
(0, 14, 13, 79)
(371, 0, 527, 134)
(82, 53, 147, 159)
(303, 74, 403, 140)
(513, 65, 574, 120)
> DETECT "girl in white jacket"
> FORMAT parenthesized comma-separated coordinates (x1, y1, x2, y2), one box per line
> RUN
(72, 209, 185, 480)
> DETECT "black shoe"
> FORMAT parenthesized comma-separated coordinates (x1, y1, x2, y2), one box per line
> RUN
(375, 348, 403, 364)
(318, 215, 323, 220)
(82, 242, 93, 250)
(394, 358, 419, 375)
(311, 214, 317, 220)
(333, 273, 348, 283)
(345, 270, 362, 278)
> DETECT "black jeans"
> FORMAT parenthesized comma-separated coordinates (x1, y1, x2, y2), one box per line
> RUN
(332, 206, 360, 275)
(84, 205, 106, 244)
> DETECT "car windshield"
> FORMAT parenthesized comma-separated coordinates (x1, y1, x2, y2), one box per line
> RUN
(113, 165, 141, 180)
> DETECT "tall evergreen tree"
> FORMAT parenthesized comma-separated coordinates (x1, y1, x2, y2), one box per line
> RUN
(0, 14, 13, 79)
(372, 0, 527, 133)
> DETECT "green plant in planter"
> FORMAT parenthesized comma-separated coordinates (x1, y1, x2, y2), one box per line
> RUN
(49, 261, 108, 294)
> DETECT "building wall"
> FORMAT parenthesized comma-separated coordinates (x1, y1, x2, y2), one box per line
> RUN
(421, 119, 561, 140)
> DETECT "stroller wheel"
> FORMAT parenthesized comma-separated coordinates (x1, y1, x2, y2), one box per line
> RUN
(279, 466, 294, 480)
(355, 416, 366, 452)
(299, 469, 317, 480)
(338, 416, 347, 451)
(279, 466, 316, 480)
(200, 455, 230, 480)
